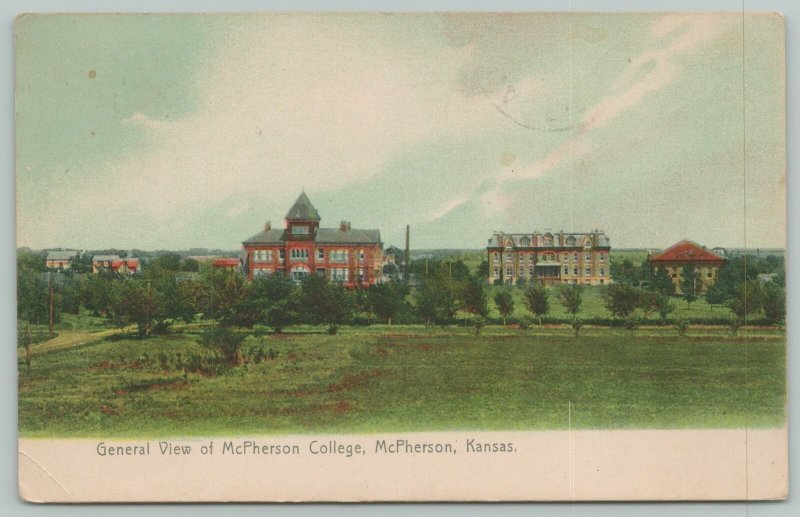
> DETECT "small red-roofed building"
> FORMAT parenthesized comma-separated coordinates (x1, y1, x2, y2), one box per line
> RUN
(648, 240, 726, 294)
(212, 258, 242, 271)
(92, 255, 140, 275)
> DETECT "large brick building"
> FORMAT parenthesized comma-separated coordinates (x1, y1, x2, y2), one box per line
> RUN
(242, 193, 383, 288)
(648, 240, 726, 294)
(486, 230, 611, 286)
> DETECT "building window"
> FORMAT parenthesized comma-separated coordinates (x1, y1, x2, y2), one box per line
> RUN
(505, 253, 512, 262)
(317, 249, 324, 260)
(573, 252, 578, 261)
(585, 266, 591, 276)
(529, 265, 534, 276)
(316, 268, 326, 278)
(279, 250, 285, 262)
(493, 267, 499, 277)
(330, 250, 348, 262)
(573, 266, 578, 275)
(359, 249, 365, 262)
(254, 250, 273, 262)
(254, 268, 272, 277)
(358, 268, 365, 282)
(707, 269, 713, 278)
(506, 266, 513, 276)
(584, 252, 591, 261)
(291, 266, 309, 282)
(493, 252, 499, 261)
(291, 225, 309, 235)
(563, 252, 568, 261)
(563, 266, 569, 275)
(290, 249, 309, 260)
(331, 268, 348, 282)
(600, 267, 605, 276)
(599, 253, 605, 262)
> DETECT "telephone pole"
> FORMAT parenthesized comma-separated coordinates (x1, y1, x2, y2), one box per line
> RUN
(48, 272, 54, 337)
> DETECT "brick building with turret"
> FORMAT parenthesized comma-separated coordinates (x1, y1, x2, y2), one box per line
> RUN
(242, 192, 383, 288)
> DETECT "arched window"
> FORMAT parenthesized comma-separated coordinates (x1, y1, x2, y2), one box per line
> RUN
(519, 236, 531, 247)
(566, 236, 577, 246)
(543, 233, 554, 246)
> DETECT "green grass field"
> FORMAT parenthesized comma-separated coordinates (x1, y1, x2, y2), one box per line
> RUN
(18, 325, 785, 438)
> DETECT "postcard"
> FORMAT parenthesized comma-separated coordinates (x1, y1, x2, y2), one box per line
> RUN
(15, 12, 786, 502)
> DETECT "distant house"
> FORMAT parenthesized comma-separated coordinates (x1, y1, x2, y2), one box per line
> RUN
(92, 255, 140, 275)
(45, 250, 78, 270)
(212, 258, 242, 271)
(648, 240, 725, 294)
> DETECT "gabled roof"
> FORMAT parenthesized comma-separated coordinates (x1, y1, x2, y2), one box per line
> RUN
(46, 250, 77, 261)
(316, 228, 381, 245)
(243, 229, 286, 245)
(649, 240, 725, 264)
(285, 192, 321, 221)
(92, 254, 120, 262)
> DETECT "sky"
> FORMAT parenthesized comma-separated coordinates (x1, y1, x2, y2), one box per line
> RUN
(15, 13, 785, 251)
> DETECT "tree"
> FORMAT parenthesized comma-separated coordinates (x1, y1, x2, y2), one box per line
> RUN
(610, 258, 643, 286)
(680, 266, 699, 308)
(523, 284, 549, 326)
(704, 281, 728, 311)
(201, 326, 246, 366)
(296, 275, 354, 326)
(414, 272, 459, 325)
(493, 290, 515, 325)
(197, 268, 249, 326)
(655, 294, 676, 324)
(368, 281, 409, 326)
(109, 281, 159, 337)
(637, 289, 659, 321)
(558, 284, 584, 321)
(649, 267, 674, 296)
(761, 283, 785, 325)
(460, 276, 488, 319)
(602, 283, 640, 320)
(476, 260, 490, 280)
(729, 280, 762, 322)
(248, 275, 296, 332)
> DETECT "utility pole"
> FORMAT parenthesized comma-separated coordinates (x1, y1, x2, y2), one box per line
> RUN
(48, 272, 54, 337)
(404, 225, 410, 279)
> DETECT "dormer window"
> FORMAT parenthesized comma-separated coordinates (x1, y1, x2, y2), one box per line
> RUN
(519, 236, 531, 247)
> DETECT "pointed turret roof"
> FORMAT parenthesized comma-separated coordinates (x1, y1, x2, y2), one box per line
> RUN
(285, 191, 321, 221)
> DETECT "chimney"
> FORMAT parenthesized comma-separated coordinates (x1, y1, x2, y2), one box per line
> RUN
(347, 221, 351, 231)
(340, 220, 348, 232)
(264, 221, 271, 231)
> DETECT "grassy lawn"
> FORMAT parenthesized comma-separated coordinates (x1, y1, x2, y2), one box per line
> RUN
(18, 325, 785, 438)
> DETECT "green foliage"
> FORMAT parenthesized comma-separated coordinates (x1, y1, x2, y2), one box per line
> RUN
(368, 281, 409, 325)
(572, 321, 583, 337)
(523, 284, 549, 325)
(649, 267, 675, 296)
(493, 290, 515, 325)
(761, 283, 785, 325)
(728, 280, 762, 321)
(558, 284, 584, 321)
(680, 266, 699, 307)
(637, 290, 659, 320)
(610, 258, 645, 286)
(655, 294, 676, 324)
(460, 275, 488, 318)
(704, 281, 728, 309)
(674, 319, 689, 336)
(414, 272, 460, 325)
(297, 275, 355, 326)
(602, 283, 640, 319)
(201, 326, 246, 366)
(472, 315, 485, 336)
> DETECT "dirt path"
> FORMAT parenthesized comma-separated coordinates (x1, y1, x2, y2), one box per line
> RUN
(21, 328, 129, 357)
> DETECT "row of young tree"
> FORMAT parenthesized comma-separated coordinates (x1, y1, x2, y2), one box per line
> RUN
(17, 251, 786, 340)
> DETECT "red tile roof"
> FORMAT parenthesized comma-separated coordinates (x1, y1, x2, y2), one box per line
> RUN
(649, 240, 725, 264)
(213, 258, 240, 267)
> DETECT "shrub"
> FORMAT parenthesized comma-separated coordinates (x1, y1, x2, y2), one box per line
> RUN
(327, 324, 339, 335)
(572, 321, 583, 337)
(674, 319, 689, 337)
(201, 327, 246, 366)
